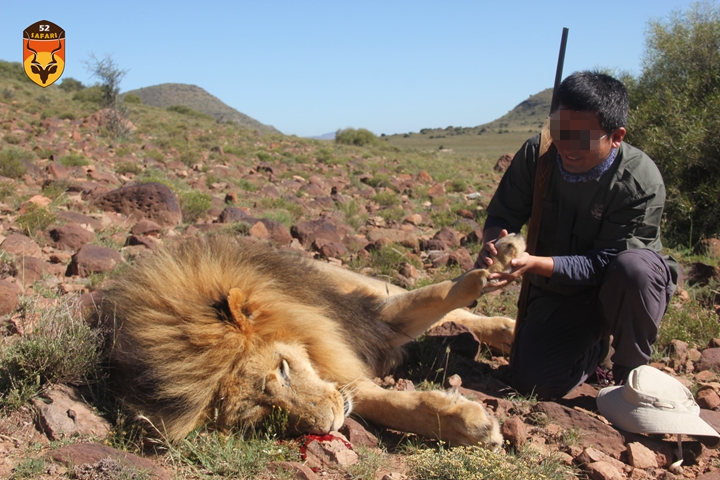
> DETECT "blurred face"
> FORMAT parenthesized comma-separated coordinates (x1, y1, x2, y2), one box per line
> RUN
(550, 107, 626, 173)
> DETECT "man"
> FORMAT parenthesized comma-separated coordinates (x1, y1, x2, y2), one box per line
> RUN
(477, 71, 678, 399)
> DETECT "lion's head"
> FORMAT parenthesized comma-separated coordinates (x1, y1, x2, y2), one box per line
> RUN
(100, 238, 364, 443)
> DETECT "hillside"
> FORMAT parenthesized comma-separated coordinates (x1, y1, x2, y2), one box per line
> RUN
(383, 88, 552, 159)
(125, 83, 281, 134)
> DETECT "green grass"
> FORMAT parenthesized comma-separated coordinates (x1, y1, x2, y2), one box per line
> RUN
(406, 445, 577, 480)
(0, 296, 103, 411)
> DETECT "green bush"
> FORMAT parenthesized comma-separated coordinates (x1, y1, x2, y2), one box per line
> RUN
(59, 153, 89, 167)
(124, 93, 142, 104)
(179, 190, 212, 223)
(72, 85, 103, 104)
(59, 77, 85, 92)
(335, 127, 377, 146)
(0, 147, 32, 178)
(16, 204, 56, 235)
(0, 297, 102, 411)
(627, 3, 720, 246)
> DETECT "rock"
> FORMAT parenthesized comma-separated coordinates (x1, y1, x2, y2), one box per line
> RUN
(686, 262, 720, 286)
(697, 388, 720, 410)
(216, 206, 255, 224)
(303, 434, 359, 471)
(1, 234, 42, 257)
(699, 348, 720, 372)
(66, 244, 122, 277)
(420, 238, 448, 251)
(0, 279, 20, 315)
(131, 218, 163, 236)
(494, 153, 514, 172)
(248, 220, 269, 239)
(32, 385, 111, 441)
(339, 418, 379, 448)
(12, 255, 46, 286)
(448, 248, 474, 272)
(533, 402, 626, 457)
(365, 228, 418, 250)
(56, 211, 103, 231)
(434, 227, 460, 248)
(669, 339, 689, 365)
(426, 322, 481, 360)
(93, 182, 182, 226)
(417, 171, 433, 183)
(584, 460, 624, 480)
(292, 218, 342, 247)
(426, 183, 445, 198)
(49, 443, 169, 480)
(314, 237, 347, 258)
(268, 461, 320, 480)
(627, 442, 658, 469)
(257, 218, 293, 245)
(697, 470, 720, 480)
(694, 238, 720, 258)
(49, 223, 97, 251)
(501, 417, 527, 447)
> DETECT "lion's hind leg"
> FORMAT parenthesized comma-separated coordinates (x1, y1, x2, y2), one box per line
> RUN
(350, 379, 501, 448)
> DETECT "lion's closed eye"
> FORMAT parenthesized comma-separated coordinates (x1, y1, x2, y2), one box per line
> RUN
(279, 359, 291, 386)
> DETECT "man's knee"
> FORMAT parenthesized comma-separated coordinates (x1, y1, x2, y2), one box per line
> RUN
(604, 249, 668, 292)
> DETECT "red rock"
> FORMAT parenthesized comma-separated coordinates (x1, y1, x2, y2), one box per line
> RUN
(501, 417, 527, 447)
(434, 227, 460, 248)
(1, 234, 42, 258)
(131, 218, 163, 236)
(699, 348, 720, 372)
(448, 247, 474, 272)
(494, 153, 514, 172)
(32, 385, 111, 441)
(426, 183, 445, 198)
(627, 442, 658, 469)
(584, 461, 624, 480)
(417, 171, 433, 183)
(0, 279, 20, 315)
(12, 255, 46, 286)
(339, 418, 378, 448)
(66, 244, 122, 277)
(49, 223, 96, 251)
(93, 182, 182, 226)
(268, 461, 320, 480)
(697, 388, 720, 410)
(49, 443, 169, 480)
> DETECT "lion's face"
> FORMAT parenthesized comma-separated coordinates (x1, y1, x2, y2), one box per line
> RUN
(215, 340, 349, 435)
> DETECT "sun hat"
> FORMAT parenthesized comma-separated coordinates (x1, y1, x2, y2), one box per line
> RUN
(596, 365, 720, 445)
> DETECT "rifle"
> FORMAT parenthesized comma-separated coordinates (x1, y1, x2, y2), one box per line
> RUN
(514, 27, 569, 337)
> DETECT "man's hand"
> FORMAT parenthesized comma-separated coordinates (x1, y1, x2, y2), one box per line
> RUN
(474, 228, 509, 269)
(487, 253, 555, 288)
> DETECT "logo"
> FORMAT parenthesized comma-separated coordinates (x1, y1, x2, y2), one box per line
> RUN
(591, 203, 604, 220)
(23, 20, 65, 87)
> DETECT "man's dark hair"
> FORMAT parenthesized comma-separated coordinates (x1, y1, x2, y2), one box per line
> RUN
(556, 71, 629, 133)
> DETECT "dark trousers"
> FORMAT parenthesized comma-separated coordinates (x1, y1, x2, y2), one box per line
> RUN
(508, 248, 675, 399)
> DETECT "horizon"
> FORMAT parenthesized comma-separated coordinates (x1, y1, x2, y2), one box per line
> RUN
(1, 0, 703, 137)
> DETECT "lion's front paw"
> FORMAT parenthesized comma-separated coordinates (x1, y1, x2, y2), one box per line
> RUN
(438, 394, 502, 447)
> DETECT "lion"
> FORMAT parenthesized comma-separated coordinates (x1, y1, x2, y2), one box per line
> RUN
(99, 233, 525, 448)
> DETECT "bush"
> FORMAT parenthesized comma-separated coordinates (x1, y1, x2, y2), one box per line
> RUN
(0, 297, 102, 410)
(124, 93, 142, 104)
(335, 127, 377, 146)
(72, 85, 103, 104)
(59, 153, 89, 167)
(0, 147, 32, 178)
(627, 3, 720, 246)
(16, 204, 56, 235)
(59, 77, 85, 92)
(179, 190, 212, 223)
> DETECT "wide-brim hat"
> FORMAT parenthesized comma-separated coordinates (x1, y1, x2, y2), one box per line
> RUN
(597, 365, 720, 446)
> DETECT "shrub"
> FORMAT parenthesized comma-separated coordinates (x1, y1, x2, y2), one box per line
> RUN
(59, 77, 85, 92)
(335, 127, 377, 146)
(115, 160, 142, 175)
(16, 204, 56, 235)
(59, 153, 89, 167)
(627, 3, 720, 246)
(72, 85, 103, 104)
(179, 190, 212, 223)
(0, 147, 32, 179)
(0, 296, 103, 411)
(124, 93, 142, 104)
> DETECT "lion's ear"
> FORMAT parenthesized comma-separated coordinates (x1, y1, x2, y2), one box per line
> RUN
(228, 287, 252, 332)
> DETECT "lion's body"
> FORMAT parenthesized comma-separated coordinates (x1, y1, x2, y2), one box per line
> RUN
(100, 235, 524, 447)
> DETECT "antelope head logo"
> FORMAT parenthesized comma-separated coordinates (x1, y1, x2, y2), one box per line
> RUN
(26, 40, 62, 85)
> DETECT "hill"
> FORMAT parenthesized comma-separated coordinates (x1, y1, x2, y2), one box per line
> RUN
(383, 88, 552, 160)
(125, 83, 280, 134)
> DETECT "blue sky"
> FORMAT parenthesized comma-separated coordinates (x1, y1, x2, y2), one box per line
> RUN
(1, 1, 703, 137)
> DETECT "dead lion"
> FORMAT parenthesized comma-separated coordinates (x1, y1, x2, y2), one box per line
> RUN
(99, 234, 524, 447)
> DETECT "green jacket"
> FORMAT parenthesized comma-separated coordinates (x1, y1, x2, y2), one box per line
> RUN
(487, 134, 678, 293)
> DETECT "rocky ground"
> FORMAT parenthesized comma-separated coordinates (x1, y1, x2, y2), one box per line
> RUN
(1, 100, 720, 479)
